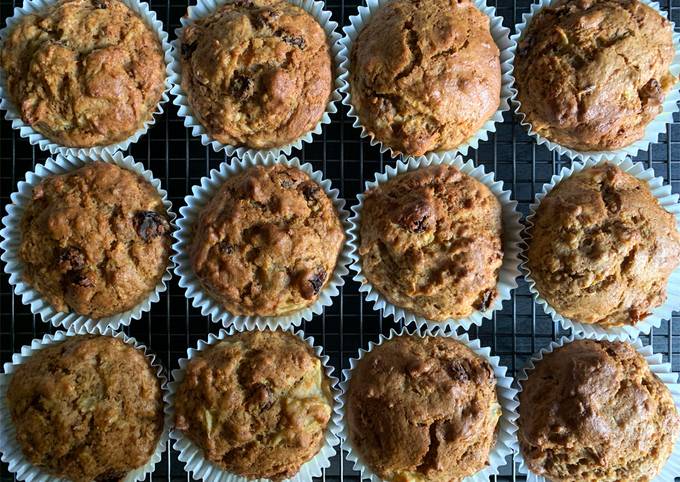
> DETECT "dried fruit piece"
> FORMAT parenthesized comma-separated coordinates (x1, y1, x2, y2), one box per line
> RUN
(229, 73, 254, 100)
(92, 0, 108, 9)
(475, 289, 494, 311)
(181, 41, 197, 59)
(278, 31, 306, 49)
(219, 241, 234, 254)
(58, 247, 86, 272)
(397, 201, 433, 233)
(134, 211, 169, 242)
(70, 270, 95, 288)
(301, 182, 320, 203)
(299, 268, 327, 299)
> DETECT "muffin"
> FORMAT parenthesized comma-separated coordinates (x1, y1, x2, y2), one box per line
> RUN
(19, 161, 172, 319)
(189, 164, 345, 316)
(358, 165, 503, 321)
(346, 336, 501, 482)
(527, 164, 680, 327)
(518, 339, 680, 482)
(173, 330, 333, 480)
(0, 0, 166, 148)
(179, 0, 333, 149)
(6, 335, 164, 482)
(349, 0, 501, 156)
(514, 0, 676, 152)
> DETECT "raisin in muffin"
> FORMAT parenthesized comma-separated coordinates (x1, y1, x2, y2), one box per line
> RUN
(519, 339, 680, 482)
(527, 164, 680, 327)
(174, 330, 333, 480)
(19, 161, 172, 319)
(514, 0, 676, 151)
(349, 0, 501, 157)
(0, 0, 166, 148)
(180, 0, 332, 149)
(358, 165, 503, 321)
(346, 336, 501, 482)
(6, 335, 164, 482)
(189, 164, 345, 316)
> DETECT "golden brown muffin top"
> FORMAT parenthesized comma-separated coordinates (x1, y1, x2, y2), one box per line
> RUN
(527, 164, 680, 326)
(515, 0, 675, 151)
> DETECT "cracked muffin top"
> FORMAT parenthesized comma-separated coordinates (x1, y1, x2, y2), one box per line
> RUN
(358, 165, 503, 322)
(7, 335, 164, 482)
(515, 0, 675, 152)
(179, 0, 333, 149)
(519, 339, 680, 482)
(19, 161, 172, 319)
(346, 336, 501, 482)
(527, 164, 680, 327)
(0, 0, 166, 148)
(174, 330, 333, 480)
(349, 0, 501, 157)
(189, 164, 345, 316)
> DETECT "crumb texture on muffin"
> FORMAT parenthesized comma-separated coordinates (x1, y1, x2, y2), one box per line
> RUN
(190, 164, 345, 316)
(19, 161, 171, 319)
(6, 335, 164, 482)
(173, 330, 333, 480)
(527, 164, 680, 326)
(0, 0, 166, 148)
(180, 0, 332, 149)
(349, 0, 501, 156)
(515, 0, 675, 151)
(518, 339, 680, 482)
(346, 336, 500, 482)
(358, 165, 503, 321)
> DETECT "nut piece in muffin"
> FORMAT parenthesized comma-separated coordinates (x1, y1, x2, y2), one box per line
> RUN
(174, 330, 333, 480)
(180, 0, 332, 149)
(6, 335, 164, 482)
(527, 164, 680, 326)
(514, 0, 676, 151)
(19, 161, 172, 319)
(349, 0, 501, 157)
(190, 164, 345, 316)
(0, 0, 166, 148)
(358, 165, 503, 321)
(346, 336, 501, 482)
(518, 339, 680, 482)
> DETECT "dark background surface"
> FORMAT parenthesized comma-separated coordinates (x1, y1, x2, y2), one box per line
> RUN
(2, 0, 680, 480)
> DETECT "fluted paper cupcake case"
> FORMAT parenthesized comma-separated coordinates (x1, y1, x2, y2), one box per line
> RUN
(514, 332, 680, 482)
(166, 325, 342, 482)
(0, 151, 177, 331)
(523, 157, 680, 339)
(339, 327, 519, 482)
(169, 0, 342, 159)
(0, 325, 170, 482)
(509, 0, 680, 162)
(337, 0, 514, 160)
(347, 154, 522, 332)
(0, 0, 173, 157)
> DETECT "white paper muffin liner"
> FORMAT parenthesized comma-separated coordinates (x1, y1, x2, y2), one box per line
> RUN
(337, 0, 514, 160)
(339, 327, 519, 482)
(166, 325, 342, 482)
(0, 325, 170, 482)
(509, 0, 680, 162)
(0, 151, 177, 331)
(169, 0, 342, 159)
(173, 155, 351, 329)
(515, 332, 680, 482)
(0, 0, 173, 157)
(523, 157, 680, 339)
(347, 154, 522, 331)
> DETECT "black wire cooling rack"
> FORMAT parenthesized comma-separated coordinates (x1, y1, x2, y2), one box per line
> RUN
(3, 0, 680, 480)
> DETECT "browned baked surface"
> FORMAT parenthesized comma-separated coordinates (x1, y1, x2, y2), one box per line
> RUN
(174, 330, 333, 480)
(7, 335, 164, 482)
(527, 164, 680, 326)
(19, 161, 171, 319)
(346, 336, 500, 482)
(190, 164, 345, 316)
(0, 0, 166, 148)
(180, 0, 332, 149)
(358, 165, 503, 321)
(519, 339, 680, 482)
(349, 0, 500, 157)
(514, 0, 675, 151)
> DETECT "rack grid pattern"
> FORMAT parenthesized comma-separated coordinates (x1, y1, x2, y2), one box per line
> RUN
(2, 0, 680, 480)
